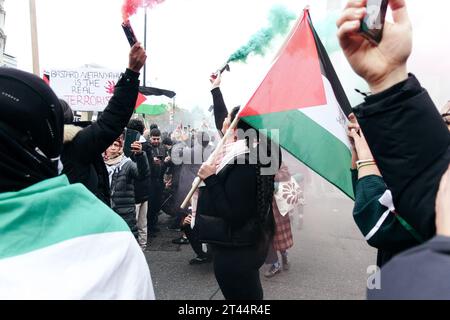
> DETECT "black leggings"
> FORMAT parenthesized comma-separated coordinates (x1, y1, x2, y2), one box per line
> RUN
(212, 244, 268, 300)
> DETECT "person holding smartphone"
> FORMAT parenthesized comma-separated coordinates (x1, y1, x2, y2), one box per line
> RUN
(105, 137, 150, 239)
(337, 0, 450, 264)
(147, 128, 171, 236)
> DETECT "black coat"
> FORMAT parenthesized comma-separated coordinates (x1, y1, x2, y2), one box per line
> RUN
(354, 75, 450, 241)
(109, 153, 150, 237)
(196, 157, 262, 239)
(131, 143, 152, 204)
(61, 69, 140, 206)
(148, 143, 169, 182)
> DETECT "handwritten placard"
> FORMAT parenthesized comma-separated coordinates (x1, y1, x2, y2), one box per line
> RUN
(49, 69, 121, 112)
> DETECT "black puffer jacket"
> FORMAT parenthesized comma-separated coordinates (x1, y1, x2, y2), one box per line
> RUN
(61, 68, 140, 206)
(109, 153, 150, 238)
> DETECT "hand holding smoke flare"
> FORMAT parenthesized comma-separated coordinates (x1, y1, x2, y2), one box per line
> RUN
(121, 1, 165, 47)
(211, 63, 231, 80)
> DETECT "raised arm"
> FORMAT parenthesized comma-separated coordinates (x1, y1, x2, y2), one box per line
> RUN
(210, 72, 228, 134)
(70, 43, 147, 162)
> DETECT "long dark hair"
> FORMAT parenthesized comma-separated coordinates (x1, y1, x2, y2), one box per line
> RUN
(230, 106, 277, 241)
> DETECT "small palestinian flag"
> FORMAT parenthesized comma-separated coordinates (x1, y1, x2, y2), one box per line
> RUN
(135, 93, 168, 116)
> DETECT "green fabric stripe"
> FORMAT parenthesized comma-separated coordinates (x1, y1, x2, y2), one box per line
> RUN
(0, 175, 129, 259)
(242, 110, 354, 199)
(135, 104, 167, 115)
(394, 214, 425, 244)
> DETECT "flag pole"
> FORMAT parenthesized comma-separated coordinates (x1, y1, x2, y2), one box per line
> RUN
(29, 0, 40, 76)
(180, 114, 241, 209)
(143, 5, 147, 87)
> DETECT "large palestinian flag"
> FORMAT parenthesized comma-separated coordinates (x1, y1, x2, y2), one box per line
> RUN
(0, 175, 155, 299)
(240, 9, 354, 199)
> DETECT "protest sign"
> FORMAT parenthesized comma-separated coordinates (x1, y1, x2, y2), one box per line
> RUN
(49, 68, 121, 112)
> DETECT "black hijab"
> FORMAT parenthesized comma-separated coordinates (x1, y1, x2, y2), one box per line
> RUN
(0, 68, 64, 193)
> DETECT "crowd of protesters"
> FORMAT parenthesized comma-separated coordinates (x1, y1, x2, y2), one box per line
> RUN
(0, 0, 449, 301)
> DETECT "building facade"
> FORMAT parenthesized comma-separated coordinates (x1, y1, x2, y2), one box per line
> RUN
(0, 0, 16, 67)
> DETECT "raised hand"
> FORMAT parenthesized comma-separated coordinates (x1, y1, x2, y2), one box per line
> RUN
(337, 0, 411, 93)
(128, 42, 147, 73)
(210, 71, 222, 90)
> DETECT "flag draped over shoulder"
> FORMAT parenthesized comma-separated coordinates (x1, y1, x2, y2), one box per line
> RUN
(240, 9, 354, 199)
(0, 175, 155, 300)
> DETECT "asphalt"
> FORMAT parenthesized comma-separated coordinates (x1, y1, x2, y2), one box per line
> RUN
(144, 184, 376, 300)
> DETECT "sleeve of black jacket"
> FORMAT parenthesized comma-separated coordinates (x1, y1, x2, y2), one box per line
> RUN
(130, 152, 150, 181)
(70, 69, 140, 162)
(353, 75, 450, 240)
(211, 87, 228, 133)
(351, 170, 421, 253)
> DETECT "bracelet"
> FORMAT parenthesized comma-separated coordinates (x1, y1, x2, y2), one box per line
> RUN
(356, 159, 375, 166)
(357, 163, 377, 171)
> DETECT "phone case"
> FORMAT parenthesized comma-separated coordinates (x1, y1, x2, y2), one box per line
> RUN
(124, 129, 141, 157)
(359, 0, 389, 44)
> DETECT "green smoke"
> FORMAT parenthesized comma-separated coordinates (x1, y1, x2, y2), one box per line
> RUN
(228, 5, 297, 63)
(315, 12, 341, 55)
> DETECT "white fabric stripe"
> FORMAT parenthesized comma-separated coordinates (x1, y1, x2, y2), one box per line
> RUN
(378, 189, 395, 211)
(0, 232, 154, 300)
(365, 209, 391, 241)
(365, 190, 395, 241)
(300, 76, 351, 149)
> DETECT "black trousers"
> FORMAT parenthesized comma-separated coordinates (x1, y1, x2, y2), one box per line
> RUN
(212, 243, 269, 300)
(148, 180, 163, 232)
(183, 224, 210, 258)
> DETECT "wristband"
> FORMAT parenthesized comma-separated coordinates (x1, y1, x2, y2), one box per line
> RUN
(356, 159, 375, 166)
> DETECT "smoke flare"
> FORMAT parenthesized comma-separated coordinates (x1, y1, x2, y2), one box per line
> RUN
(228, 5, 297, 63)
(122, 0, 165, 22)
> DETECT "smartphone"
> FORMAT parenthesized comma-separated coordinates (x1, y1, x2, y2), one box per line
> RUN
(123, 128, 141, 157)
(122, 21, 138, 47)
(359, 0, 389, 45)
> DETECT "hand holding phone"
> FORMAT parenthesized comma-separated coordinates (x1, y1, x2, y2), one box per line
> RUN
(337, 0, 411, 94)
(131, 141, 142, 154)
(124, 128, 141, 157)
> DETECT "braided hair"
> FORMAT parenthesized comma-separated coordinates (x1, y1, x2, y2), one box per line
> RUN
(255, 141, 276, 243)
(230, 106, 277, 243)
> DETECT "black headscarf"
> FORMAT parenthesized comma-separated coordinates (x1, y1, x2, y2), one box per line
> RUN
(0, 68, 64, 193)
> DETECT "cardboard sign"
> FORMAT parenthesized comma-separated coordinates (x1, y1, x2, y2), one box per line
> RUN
(49, 68, 121, 112)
